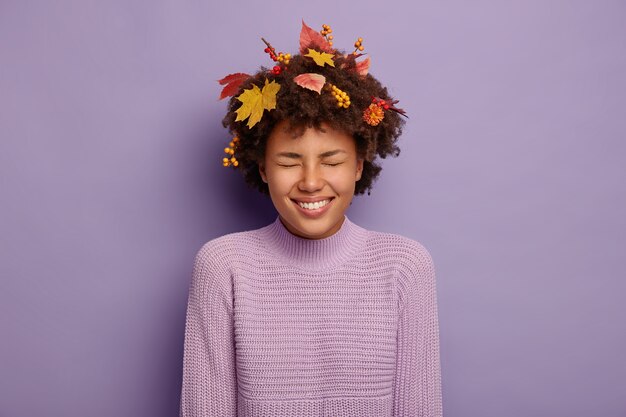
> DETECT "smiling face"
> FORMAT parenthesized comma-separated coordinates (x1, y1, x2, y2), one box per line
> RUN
(259, 120, 364, 240)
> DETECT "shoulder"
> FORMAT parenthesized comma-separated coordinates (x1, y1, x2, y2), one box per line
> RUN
(360, 227, 437, 306)
(193, 225, 268, 271)
(362, 229, 435, 275)
(190, 225, 269, 290)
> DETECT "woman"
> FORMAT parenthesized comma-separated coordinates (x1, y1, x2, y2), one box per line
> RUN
(179, 21, 443, 417)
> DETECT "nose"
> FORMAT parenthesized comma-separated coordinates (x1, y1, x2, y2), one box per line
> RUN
(298, 164, 324, 192)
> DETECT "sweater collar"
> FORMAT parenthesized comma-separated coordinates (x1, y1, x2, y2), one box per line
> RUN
(261, 215, 367, 270)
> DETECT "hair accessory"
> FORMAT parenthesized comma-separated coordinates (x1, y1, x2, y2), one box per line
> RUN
(320, 24, 334, 46)
(363, 103, 384, 126)
(293, 73, 326, 93)
(328, 83, 351, 108)
(353, 37, 364, 55)
(222, 137, 240, 167)
(304, 48, 335, 67)
(262, 38, 291, 75)
(233, 78, 281, 129)
(363, 97, 407, 126)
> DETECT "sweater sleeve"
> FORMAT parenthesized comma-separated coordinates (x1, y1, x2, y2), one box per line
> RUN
(179, 242, 238, 416)
(393, 243, 443, 417)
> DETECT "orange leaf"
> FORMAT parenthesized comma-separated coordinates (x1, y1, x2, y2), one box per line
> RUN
(299, 20, 333, 54)
(355, 56, 371, 77)
(217, 73, 250, 100)
(293, 73, 326, 94)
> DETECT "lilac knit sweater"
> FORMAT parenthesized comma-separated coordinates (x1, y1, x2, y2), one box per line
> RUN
(179, 216, 443, 417)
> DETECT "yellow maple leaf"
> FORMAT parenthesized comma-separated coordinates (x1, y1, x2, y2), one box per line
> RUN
(234, 79, 281, 128)
(235, 85, 262, 127)
(304, 48, 335, 67)
(261, 78, 280, 111)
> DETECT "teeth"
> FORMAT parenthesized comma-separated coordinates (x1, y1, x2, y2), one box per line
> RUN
(297, 199, 330, 210)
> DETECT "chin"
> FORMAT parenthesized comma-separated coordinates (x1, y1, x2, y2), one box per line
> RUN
(282, 215, 343, 240)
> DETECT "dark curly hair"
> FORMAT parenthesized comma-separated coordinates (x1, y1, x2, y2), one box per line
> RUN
(222, 49, 405, 195)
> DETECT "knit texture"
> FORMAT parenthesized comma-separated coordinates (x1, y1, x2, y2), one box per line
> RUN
(179, 216, 443, 417)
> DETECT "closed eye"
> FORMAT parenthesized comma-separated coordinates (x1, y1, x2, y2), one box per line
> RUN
(323, 162, 343, 167)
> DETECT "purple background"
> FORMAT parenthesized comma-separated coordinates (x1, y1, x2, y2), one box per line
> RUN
(1, 1, 625, 416)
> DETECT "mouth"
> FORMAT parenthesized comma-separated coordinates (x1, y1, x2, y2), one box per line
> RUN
(295, 198, 332, 210)
(291, 197, 335, 217)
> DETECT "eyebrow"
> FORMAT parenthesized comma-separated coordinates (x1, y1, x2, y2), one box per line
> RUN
(275, 149, 347, 159)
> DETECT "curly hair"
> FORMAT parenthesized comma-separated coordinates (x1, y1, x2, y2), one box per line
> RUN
(221, 50, 405, 195)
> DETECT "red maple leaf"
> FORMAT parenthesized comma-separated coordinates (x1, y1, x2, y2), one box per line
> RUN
(217, 73, 251, 100)
(299, 20, 333, 54)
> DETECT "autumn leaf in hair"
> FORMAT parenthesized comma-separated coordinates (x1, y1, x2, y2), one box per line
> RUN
(305, 49, 335, 67)
(234, 79, 281, 128)
(355, 56, 370, 76)
(299, 20, 333, 54)
(293, 73, 326, 94)
(218, 73, 251, 100)
(387, 100, 408, 117)
(340, 53, 370, 77)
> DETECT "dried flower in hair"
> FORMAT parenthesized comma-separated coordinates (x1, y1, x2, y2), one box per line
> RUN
(363, 103, 385, 126)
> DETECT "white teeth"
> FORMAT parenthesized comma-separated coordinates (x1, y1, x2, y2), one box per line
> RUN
(297, 199, 330, 210)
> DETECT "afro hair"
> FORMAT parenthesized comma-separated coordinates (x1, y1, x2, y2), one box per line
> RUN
(221, 36, 406, 195)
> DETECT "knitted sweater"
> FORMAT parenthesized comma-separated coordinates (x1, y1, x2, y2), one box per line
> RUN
(179, 216, 443, 417)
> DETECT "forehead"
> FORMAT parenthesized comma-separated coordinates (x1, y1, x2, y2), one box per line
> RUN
(266, 120, 356, 153)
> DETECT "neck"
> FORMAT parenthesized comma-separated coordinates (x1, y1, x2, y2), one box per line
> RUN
(261, 216, 367, 271)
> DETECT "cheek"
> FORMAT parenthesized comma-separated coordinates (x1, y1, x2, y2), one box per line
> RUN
(265, 168, 296, 193)
(328, 167, 360, 192)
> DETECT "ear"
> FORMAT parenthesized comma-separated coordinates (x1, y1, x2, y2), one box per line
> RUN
(259, 163, 268, 183)
(355, 158, 364, 181)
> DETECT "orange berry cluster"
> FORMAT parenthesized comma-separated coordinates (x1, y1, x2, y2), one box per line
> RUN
(276, 52, 291, 65)
(222, 137, 240, 167)
(320, 24, 334, 46)
(353, 37, 364, 55)
(329, 83, 350, 108)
